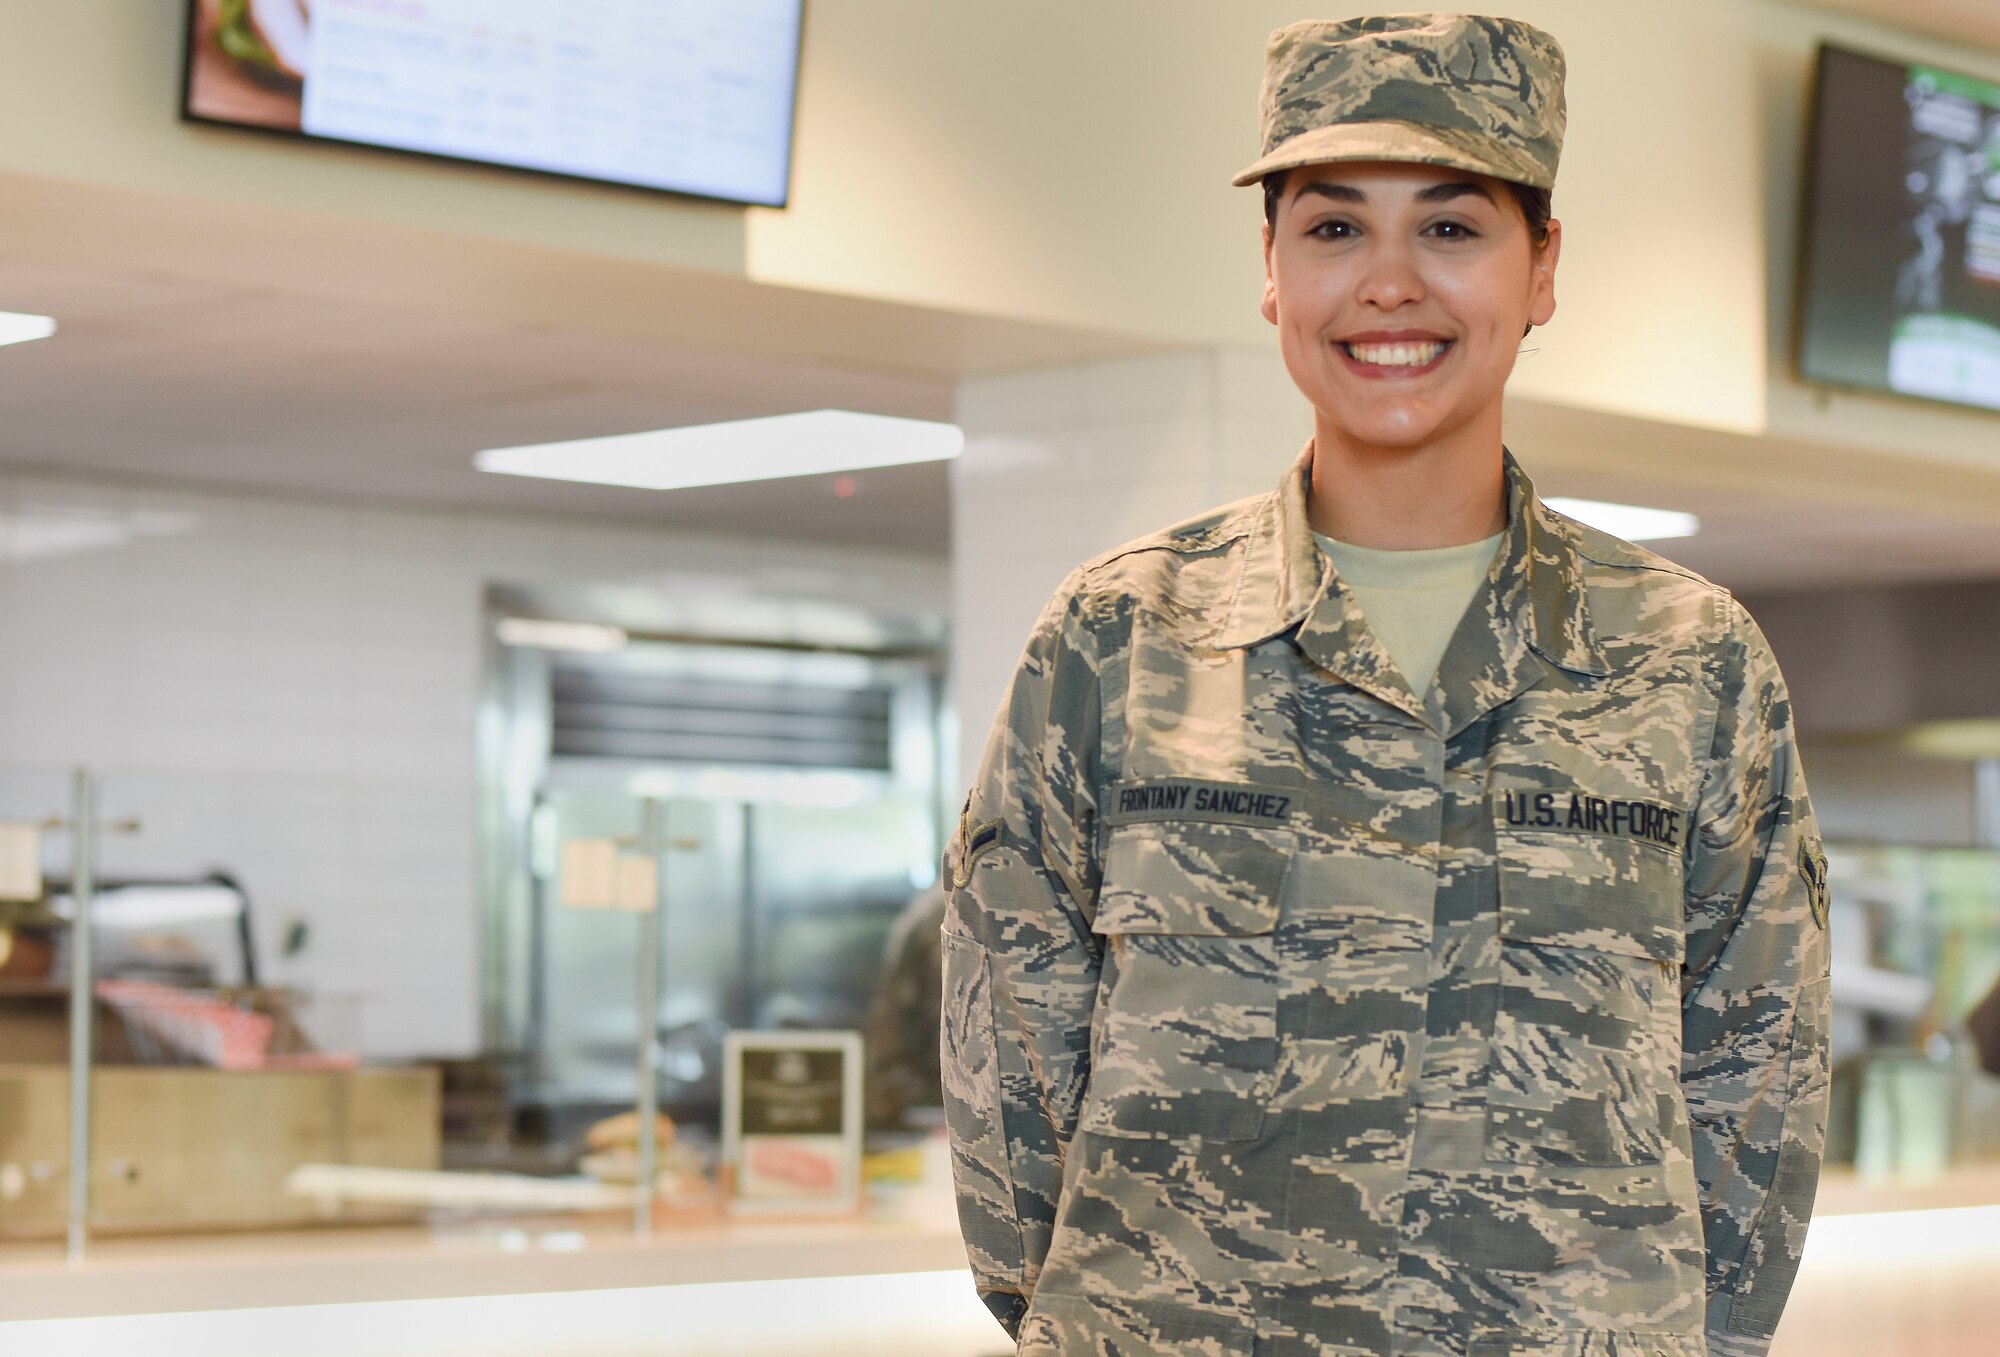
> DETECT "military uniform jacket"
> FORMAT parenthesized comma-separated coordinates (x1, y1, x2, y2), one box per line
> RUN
(942, 445, 1831, 1357)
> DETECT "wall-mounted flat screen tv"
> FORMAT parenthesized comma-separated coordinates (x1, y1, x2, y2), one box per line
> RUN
(181, 0, 804, 208)
(1799, 45, 2000, 414)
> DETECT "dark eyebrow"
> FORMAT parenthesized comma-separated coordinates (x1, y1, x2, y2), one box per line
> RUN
(1292, 181, 1366, 205)
(1290, 179, 1496, 207)
(1416, 181, 1496, 205)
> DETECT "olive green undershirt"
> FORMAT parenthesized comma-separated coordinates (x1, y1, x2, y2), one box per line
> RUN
(1312, 528, 1506, 697)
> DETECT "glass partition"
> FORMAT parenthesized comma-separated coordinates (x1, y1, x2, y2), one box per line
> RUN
(1826, 842, 2000, 1174)
(0, 684, 956, 1266)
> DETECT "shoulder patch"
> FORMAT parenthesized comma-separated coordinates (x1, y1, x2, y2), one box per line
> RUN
(950, 809, 1004, 889)
(1799, 838, 1829, 930)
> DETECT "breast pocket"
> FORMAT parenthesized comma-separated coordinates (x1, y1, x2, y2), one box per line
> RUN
(1083, 820, 1290, 1143)
(1486, 830, 1684, 1168)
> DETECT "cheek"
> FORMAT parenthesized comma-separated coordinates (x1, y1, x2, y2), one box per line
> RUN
(1273, 282, 1331, 336)
(1429, 272, 1510, 337)
(1270, 252, 1346, 324)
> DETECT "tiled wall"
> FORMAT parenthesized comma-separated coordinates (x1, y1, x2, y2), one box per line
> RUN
(0, 472, 945, 1058)
(949, 347, 1310, 786)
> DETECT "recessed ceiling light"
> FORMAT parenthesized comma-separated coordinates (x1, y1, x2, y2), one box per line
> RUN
(496, 618, 629, 652)
(1543, 496, 1699, 541)
(0, 312, 56, 348)
(474, 410, 963, 491)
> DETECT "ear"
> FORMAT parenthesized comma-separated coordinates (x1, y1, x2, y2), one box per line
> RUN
(1260, 218, 1279, 327)
(1527, 217, 1562, 329)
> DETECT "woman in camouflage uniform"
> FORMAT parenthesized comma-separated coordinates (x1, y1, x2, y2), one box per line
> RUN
(943, 15, 1830, 1357)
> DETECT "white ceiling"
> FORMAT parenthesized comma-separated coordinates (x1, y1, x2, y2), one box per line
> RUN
(0, 165, 1171, 562)
(10, 245, 2000, 593)
(1787, 0, 2000, 52)
(0, 255, 958, 554)
(1536, 464, 2000, 596)
(1506, 395, 2000, 595)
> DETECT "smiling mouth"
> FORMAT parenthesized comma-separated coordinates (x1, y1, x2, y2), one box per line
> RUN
(1338, 339, 1453, 369)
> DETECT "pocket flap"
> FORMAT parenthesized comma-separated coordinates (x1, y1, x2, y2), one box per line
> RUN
(1092, 821, 1291, 936)
(1497, 832, 1682, 964)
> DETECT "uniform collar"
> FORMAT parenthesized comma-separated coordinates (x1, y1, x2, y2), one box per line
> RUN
(1210, 440, 1610, 728)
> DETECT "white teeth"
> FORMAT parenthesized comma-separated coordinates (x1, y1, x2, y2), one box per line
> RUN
(1345, 341, 1447, 367)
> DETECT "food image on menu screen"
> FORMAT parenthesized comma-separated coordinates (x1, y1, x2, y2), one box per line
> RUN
(183, 0, 803, 207)
(1801, 46, 2000, 413)
(737, 1047, 846, 1200)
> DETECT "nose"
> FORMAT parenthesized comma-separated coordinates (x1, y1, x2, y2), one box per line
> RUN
(1355, 238, 1424, 311)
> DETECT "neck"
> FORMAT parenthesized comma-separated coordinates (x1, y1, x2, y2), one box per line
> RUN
(1305, 408, 1508, 549)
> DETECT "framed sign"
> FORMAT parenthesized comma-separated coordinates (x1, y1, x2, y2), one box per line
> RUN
(558, 838, 657, 912)
(0, 823, 42, 903)
(721, 1030, 863, 1215)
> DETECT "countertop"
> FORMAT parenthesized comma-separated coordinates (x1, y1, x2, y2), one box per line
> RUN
(0, 1194, 969, 1323)
(4, 1162, 1998, 1337)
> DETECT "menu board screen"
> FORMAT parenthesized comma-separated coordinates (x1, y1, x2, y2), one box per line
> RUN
(1800, 45, 2000, 413)
(721, 1030, 862, 1215)
(181, 0, 804, 207)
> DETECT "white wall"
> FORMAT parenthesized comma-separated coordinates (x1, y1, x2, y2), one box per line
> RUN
(0, 474, 944, 1059)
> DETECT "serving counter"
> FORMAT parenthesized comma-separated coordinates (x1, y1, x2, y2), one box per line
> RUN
(0, 1166, 1995, 1357)
(0, 1191, 992, 1357)
(0, 1187, 971, 1323)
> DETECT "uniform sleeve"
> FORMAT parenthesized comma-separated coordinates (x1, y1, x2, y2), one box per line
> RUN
(940, 568, 1105, 1341)
(1680, 597, 1833, 1357)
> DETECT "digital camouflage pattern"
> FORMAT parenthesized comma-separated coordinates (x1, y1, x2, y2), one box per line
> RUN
(942, 444, 1831, 1357)
(1232, 15, 1567, 190)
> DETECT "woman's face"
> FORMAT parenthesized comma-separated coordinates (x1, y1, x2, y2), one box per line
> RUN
(1261, 161, 1560, 456)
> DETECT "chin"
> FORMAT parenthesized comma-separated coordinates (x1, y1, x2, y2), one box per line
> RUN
(1314, 402, 1447, 453)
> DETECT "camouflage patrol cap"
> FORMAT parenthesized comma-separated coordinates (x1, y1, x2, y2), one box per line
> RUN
(1232, 14, 1566, 191)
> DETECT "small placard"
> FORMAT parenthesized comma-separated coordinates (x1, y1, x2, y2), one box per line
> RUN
(722, 1030, 864, 1215)
(560, 838, 618, 910)
(0, 823, 43, 904)
(560, 839, 657, 912)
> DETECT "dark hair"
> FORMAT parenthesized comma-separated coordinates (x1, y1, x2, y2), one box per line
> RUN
(1261, 169, 1553, 249)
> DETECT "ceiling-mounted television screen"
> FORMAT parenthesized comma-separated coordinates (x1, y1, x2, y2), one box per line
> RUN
(181, 0, 804, 208)
(1799, 45, 2000, 413)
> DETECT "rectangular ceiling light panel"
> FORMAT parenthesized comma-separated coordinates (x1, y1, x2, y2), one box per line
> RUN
(475, 410, 964, 492)
(0, 312, 57, 347)
(496, 618, 629, 653)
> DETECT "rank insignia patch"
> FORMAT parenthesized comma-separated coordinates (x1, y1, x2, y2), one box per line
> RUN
(951, 810, 1003, 888)
(1800, 839, 1830, 930)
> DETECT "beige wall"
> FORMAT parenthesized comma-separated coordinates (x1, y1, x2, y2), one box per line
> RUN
(760, 0, 1779, 433)
(0, 2, 748, 277)
(9, 1, 2000, 448)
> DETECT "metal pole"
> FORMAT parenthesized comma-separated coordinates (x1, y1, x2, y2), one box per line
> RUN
(634, 797, 663, 1238)
(65, 768, 97, 1265)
